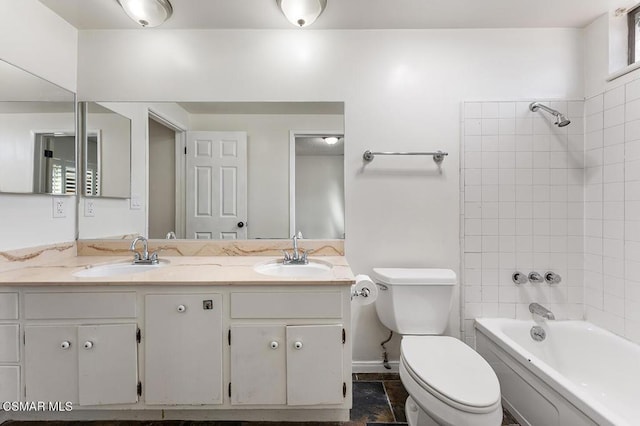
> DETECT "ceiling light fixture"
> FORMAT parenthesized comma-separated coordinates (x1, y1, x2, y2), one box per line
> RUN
(323, 136, 339, 145)
(116, 0, 173, 28)
(276, 0, 327, 28)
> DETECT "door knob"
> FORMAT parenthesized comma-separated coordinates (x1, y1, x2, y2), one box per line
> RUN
(60, 341, 71, 350)
(270, 341, 279, 349)
(83, 341, 93, 350)
(237, 221, 245, 228)
(177, 304, 186, 313)
(293, 341, 303, 350)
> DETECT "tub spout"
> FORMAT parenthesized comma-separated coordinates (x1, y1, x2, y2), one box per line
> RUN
(529, 303, 555, 320)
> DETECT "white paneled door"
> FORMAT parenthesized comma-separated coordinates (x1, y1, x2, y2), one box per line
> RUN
(186, 131, 247, 240)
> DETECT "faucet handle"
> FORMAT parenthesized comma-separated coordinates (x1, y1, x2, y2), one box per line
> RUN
(282, 250, 291, 261)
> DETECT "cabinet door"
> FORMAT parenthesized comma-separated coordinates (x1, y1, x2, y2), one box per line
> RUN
(230, 325, 286, 405)
(25, 325, 78, 403)
(145, 294, 223, 405)
(286, 325, 344, 405)
(78, 324, 138, 406)
(0, 366, 20, 402)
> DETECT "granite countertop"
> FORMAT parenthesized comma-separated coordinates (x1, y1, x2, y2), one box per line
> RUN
(0, 255, 355, 286)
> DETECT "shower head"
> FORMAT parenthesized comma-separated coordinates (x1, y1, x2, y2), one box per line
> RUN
(555, 114, 571, 127)
(529, 102, 571, 127)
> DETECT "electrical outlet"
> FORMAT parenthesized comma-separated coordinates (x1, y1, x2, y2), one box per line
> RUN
(52, 198, 66, 218)
(130, 194, 142, 210)
(84, 199, 95, 217)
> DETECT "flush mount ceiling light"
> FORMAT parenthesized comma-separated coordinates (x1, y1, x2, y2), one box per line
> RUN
(323, 136, 339, 145)
(116, 0, 173, 28)
(276, 0, 327, 28)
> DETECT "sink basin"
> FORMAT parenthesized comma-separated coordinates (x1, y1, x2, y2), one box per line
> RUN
(254, 260, 331, 277)
(73, 261, 168, 278)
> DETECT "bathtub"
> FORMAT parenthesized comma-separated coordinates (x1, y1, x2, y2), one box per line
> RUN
(475, 318, 640, 426)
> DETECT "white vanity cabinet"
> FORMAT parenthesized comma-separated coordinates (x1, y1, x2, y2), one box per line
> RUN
(0, 292, 20, 403)
(144, 293, 224, 405)
(230, 324, 344, 406)
(25, 324, 139, 405)
(22, 291, 139, 406)
(229, 291, 347, 407)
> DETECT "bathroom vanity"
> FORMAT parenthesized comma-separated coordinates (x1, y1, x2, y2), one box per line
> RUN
(0, 242, 354, 422)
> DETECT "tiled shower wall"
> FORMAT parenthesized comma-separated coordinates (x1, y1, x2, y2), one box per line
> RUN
(460, 101, 585, 346)
(583, 77, 640, 345)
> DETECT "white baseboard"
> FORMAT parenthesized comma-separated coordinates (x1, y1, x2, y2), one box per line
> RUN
(352, 360, 399, 373)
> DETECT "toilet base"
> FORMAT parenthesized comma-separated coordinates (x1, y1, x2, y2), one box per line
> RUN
(405, 395, 440, 426)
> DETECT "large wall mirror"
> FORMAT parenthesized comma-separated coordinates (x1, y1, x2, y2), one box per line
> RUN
(0, 59, 76, 195)
(155, 102, 344, 240)
(79, 101, 344, 240)
(82, 102, 132, 198)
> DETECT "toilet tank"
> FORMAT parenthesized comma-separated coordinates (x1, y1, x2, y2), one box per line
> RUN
(373, 268, 456, 335)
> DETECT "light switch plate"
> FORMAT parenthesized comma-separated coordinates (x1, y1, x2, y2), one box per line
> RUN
(52, 198, 66, 218)
(84, 199, 95, 217)
(130, 194, 142, 210)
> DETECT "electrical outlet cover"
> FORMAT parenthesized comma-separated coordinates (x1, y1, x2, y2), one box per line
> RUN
(84, 199, 95, 217)
(52, 197, 66, 218)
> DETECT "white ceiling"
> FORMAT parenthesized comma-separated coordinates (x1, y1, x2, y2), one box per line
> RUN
(39, 0, 609, 30)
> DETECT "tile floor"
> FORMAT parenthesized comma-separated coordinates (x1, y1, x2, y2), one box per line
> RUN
(2, 373, 520, 426)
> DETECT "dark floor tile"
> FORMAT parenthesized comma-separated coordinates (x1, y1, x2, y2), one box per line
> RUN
(366, 423, 408, 426)
(382, 381, 408, 423)
(502, 407, 520, 426)
(350, 381, 394, 424)
(353, 373, 399, 382)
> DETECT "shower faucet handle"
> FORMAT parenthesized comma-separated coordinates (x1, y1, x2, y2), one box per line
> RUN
(544, 271, 562, 285)
(512, 272, 528, 285)
(528, 272, 544, 284)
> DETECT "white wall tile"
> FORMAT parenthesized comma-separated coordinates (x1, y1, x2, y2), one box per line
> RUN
(585, 94, 604, 115)
(482, 102, 500, 119)
(626, 79, 640, 103)
(465, 102, 482, 119)
(604, 86, 625, 110)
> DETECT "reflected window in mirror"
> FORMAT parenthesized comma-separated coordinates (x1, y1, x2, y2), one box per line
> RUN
(0, 59, 75, 195)
(83, 102, 132, 198)
(33, 132, 76, 194)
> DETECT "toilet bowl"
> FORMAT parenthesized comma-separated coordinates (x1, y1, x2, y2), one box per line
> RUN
(400, 336, 502, 426)
(372, 268, 502, 426)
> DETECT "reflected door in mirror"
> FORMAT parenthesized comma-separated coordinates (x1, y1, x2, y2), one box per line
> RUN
(185, 131, 247, 240)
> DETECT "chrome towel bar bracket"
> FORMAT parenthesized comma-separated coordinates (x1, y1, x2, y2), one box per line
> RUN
(363, 150, 449, 164)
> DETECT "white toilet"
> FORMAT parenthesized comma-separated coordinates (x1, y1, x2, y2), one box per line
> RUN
(372, 268, 502, 426)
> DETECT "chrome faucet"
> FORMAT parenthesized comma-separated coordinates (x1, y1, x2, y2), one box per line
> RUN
(166, 231, 176, 239)
(129, 236, 159, 265)
(529, 303, 555, 320)
(282, 233, 308, 265)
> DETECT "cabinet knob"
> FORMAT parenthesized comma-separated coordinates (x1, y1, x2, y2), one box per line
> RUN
(83, 341, 93, 350)
(293, 341, 303, 350)
(60, 341, 71, 350)
(177, 304, 186, 313)
(269, 341, 279, 350)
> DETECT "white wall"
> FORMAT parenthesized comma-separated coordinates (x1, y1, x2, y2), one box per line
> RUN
(148, 119, 176, 239)
(0, 0, 77, 251)
(87, 108, 132, 197)
(189, 113, 343, 239)
(77, 28, 584, 364)
(296, 155, 345, 239)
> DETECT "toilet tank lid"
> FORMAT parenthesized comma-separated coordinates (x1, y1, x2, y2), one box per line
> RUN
(372, 268, 456, 285)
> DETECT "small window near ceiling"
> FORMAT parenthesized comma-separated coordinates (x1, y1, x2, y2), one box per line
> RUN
(629, 4, 640, 64)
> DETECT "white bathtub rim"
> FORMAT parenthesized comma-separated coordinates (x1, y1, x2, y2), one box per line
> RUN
(474, 318, 629, 426)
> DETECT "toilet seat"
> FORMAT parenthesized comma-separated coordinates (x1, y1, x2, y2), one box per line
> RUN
(401, 336, 500, 414)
